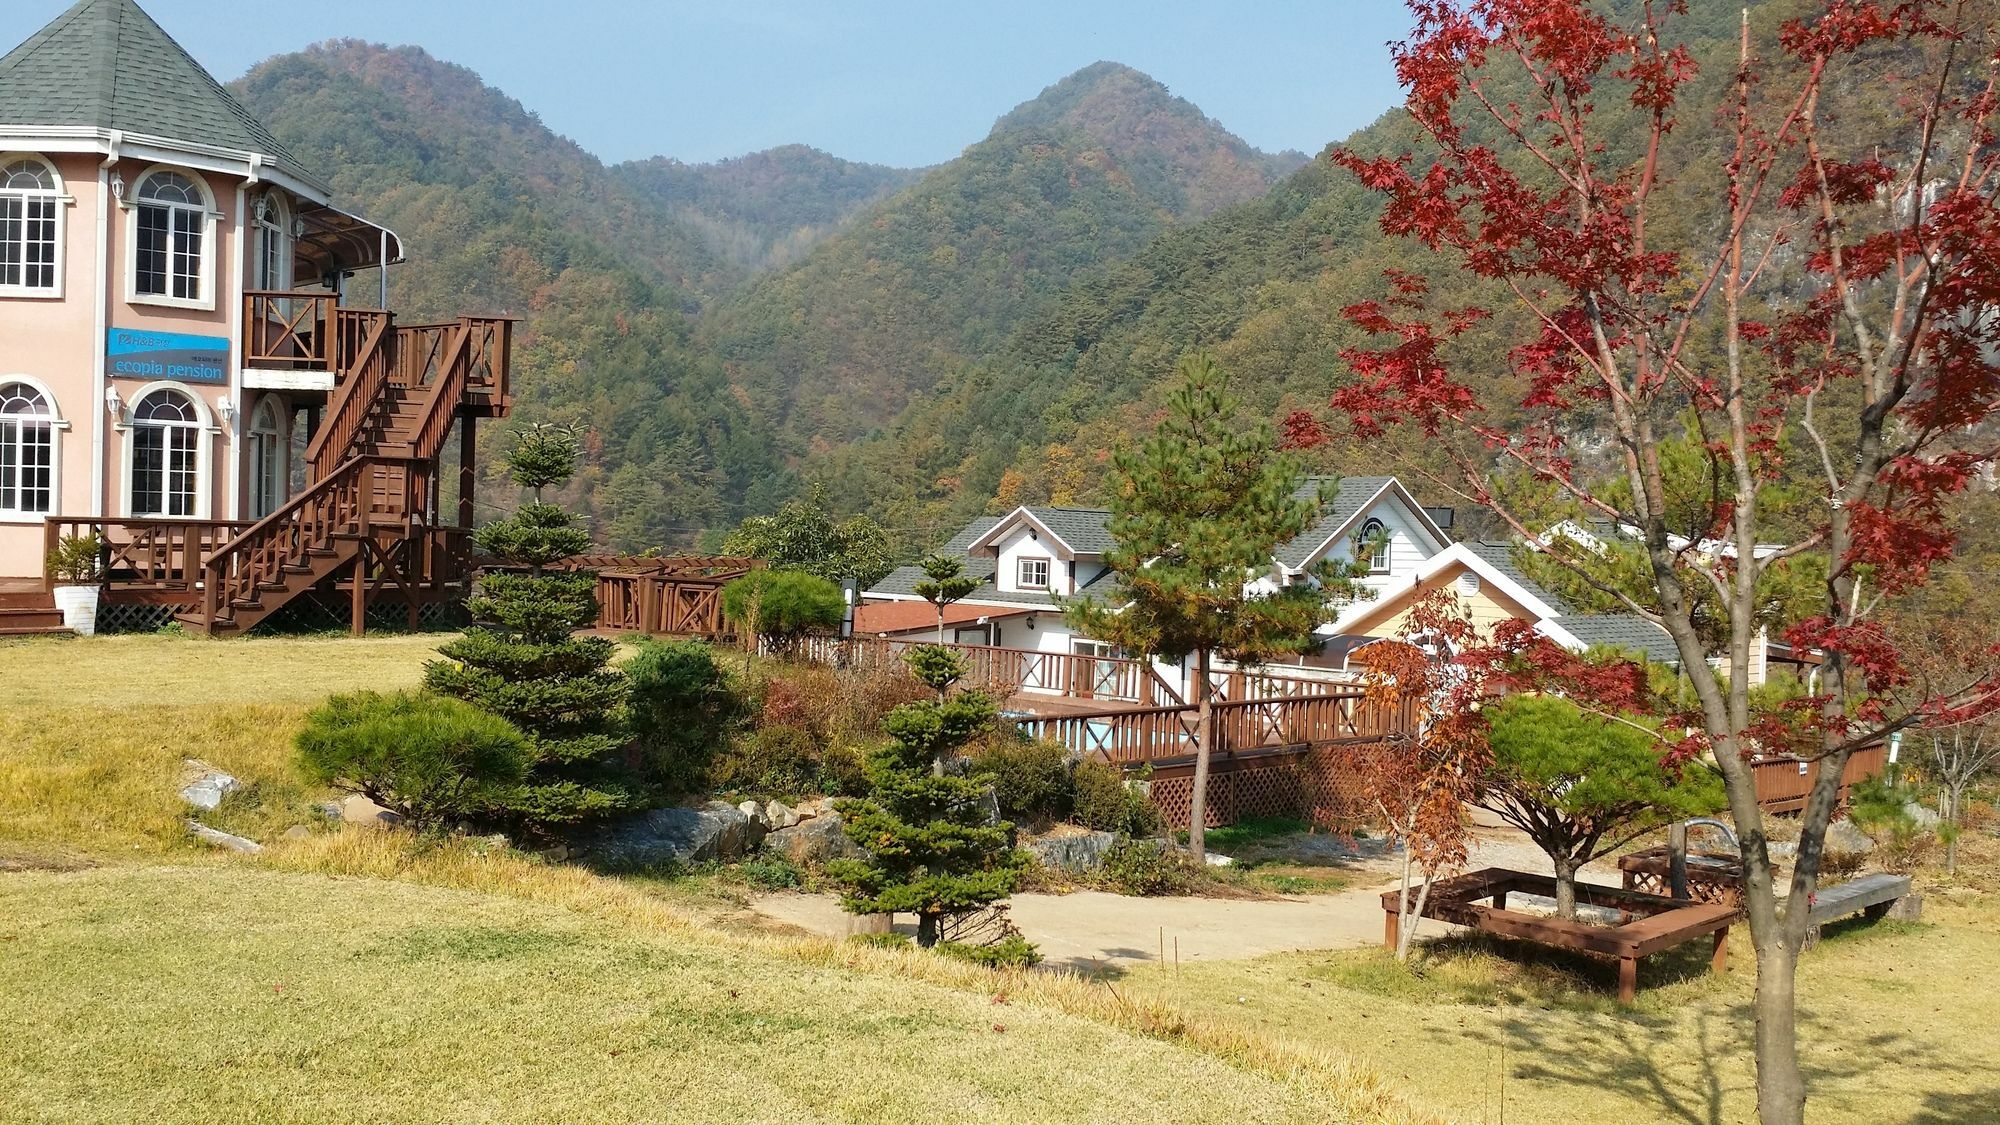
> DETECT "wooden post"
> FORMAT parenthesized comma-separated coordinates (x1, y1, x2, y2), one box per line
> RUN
(1710, 927, 1729, 976)
(1383, 906, 1399, 951)
(1668, 820, 1689, 900)
(350, 546, 368, 636)
(458, 415, 476, 529)
(1617, 957, 1638, 1005)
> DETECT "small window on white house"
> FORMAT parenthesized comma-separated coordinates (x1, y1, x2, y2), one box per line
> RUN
(0, 381, 56, 514)
(1356, 517, 1391, 574)
(1017, 556, 1050, 590)
(133, 170, 210, 303)
(0, 157, 61, 295)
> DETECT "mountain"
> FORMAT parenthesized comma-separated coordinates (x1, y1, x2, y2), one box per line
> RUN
(796, 0, 1795, 539)
(616, 145, 923, 274)
(698, 62, 1309, 445)
(234, 41, 797, 548)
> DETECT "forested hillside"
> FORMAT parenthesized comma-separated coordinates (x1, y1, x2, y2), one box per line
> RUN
(797, 0, 1780, 541)
(697, 62, 1308, 445)
(616, 146, 923, 274)
(235, 42, 799, 547)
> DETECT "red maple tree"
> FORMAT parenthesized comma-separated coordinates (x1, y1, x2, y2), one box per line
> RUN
(1296, 3, 2000, 1120)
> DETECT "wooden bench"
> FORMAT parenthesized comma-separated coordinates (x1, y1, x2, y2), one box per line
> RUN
(1382, 868, 1740, 1003)
(1800, 873, 1918, 949)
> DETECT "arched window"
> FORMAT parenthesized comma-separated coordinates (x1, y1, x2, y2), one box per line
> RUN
(0, 380, 57, 515)
(129, 387, 203, 517)
(253, 191, 292, 292)
(131, 168, 212, 304)
(247, 396, 286, 518)
(0, 156, 62, 296)
(1355, 517, 1391, 574)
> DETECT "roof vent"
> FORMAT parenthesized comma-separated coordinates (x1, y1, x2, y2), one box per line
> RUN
(1425, 506, 1456, 529)
(1458, 572, 1481, 596)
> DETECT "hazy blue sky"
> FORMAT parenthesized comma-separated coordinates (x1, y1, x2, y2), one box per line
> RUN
(1, 0, 1414, 167)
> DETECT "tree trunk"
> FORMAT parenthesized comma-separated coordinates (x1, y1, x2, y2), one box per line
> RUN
(1753, 936, 1806, 1125)
(935, 607, 945, 645)
(1553, 855, 1578, 921)
(917, 912, 939, 948)
(1398, 859, 1435, 962)
(1944, 782, 1962, 875)
(1186, 648, 1215, 864)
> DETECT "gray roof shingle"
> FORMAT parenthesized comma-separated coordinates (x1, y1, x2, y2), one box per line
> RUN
(0, 0, 311, 180)
(1554, 614, 1682, 666)
(1022, 506, 1116, 555)
(1462, 541, 1573, 615)
(1275, 476, 1396, 568)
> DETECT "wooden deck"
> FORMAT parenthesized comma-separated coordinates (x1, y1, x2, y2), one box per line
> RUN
(1384, 867, 1739, 1003)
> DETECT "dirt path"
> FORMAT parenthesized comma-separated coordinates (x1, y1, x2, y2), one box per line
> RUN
(751, 825, 1613, 971)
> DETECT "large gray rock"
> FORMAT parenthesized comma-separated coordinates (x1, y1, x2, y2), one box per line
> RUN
(737, 800, 770, 850)
(1023, 830, 1117, 874)
(1903, 802, 1941, 829)
(1826, 818, 1875, 854)
(587, 803, 754, 868)
(767, 813, 860, 866)
(340, 795, 406, 830)
(178, 761, 240, 811)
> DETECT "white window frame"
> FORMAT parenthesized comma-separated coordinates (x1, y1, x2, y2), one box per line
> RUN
(1017, 555, 1050, 590)
(0, 375, 65, 523)
(1356, 517, 1391, 574)
(253, 190, 294, 293)
(246, 394, 287, 518)
(0, 153, 67, 300)
(124, 165, 219, 311)
(117, 382, 217, 519)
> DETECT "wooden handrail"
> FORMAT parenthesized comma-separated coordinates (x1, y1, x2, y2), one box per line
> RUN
(304, 311, 392, 480)
(199, 454, 431, 627)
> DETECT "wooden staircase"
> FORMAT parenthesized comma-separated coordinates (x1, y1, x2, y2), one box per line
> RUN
(0, 589, 69, 637)
(177, 312, 511, 636)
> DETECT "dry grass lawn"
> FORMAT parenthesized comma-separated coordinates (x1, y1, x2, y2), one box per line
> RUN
(0, 634, 1416, 1123)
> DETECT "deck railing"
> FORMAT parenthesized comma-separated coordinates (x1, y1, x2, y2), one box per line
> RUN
(243, 290, 339, 368)
(786, 634, 1189, 706)
(44, 516, 253, 591)
(1748, 744, 1890, 813)
(1008, 687, 1414, 764)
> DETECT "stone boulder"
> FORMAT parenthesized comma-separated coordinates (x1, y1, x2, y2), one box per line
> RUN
(187, 820, 262, 854)
(178, 761, 240, 811)
(1903, 801, 1941, 830)
(765, 800, 801, 830)
(340, 795, 407, 830)
(585, 802, 753, 868)
(1023, 830, 1117, 874)
(1826, 818, 1875, 854)
(767, 813, 860, 866)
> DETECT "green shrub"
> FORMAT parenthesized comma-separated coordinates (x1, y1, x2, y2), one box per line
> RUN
(1100, 837, 1200, 896)
(980, 738, 1073, 826)
(1072, 759, 1161, 836)
(937, 934, 1043, 969)
(721, 569, 845, 645)
(46, 532, 104, 584)
(627, 638, 739, 798)
(737, 855, 804, 890)
(712, 726, 821, 795)
(1849, 774, 1940, 874)
(295, 691, 530, 830)
(848, 931, 912, 950)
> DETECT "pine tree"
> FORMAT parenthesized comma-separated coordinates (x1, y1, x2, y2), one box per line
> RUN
(1066, 352, 1348, 861)
(912, 554, 979, 643)
(827, 645, 1026, 947)
(426, 424, 632, 831)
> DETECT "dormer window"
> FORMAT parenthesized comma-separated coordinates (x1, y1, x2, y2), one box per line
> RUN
(1356, 517, 1391, 574)
(131, 168, 213, 307)
(0, 156, 61, 296)
(1017, 556, 1050, 590)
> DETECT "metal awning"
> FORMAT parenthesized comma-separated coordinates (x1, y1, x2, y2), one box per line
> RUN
(292, 200, 405, 278)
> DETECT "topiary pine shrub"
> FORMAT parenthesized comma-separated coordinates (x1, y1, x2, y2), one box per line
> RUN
(426, 424, 632, 834)
(826, 644, 1031, 949)
(720, 569, 846, 654)
(295, 691, 530, 830)
(1480, 694, 1726, 919)
(625, 638, 739, 800)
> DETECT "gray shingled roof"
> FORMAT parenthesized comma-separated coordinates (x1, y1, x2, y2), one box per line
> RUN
(0, 0, 309, 177)
(1021, 506, 1117, 555)
(1462, 540, 1573, 614)
(1275, 476, 1396, 569)
(1554, 614, 1682, 666)
(939, 516, 1001, 554)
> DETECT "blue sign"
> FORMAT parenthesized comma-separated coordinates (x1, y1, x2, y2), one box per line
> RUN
(106, 328, 229, 385)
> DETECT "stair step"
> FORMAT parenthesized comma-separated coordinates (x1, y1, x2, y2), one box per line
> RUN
(0, 625, 73, 637)
(0, 607, 63, 627)
(230, 598, 264, 611)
